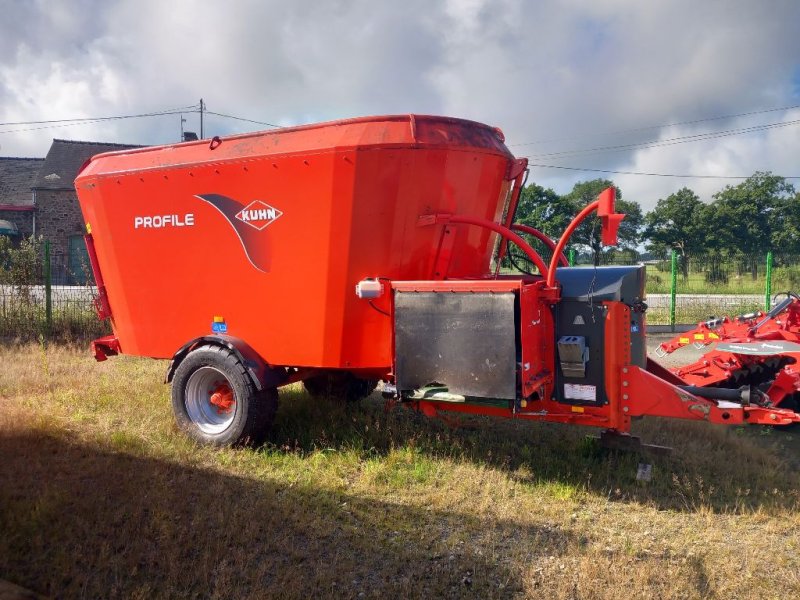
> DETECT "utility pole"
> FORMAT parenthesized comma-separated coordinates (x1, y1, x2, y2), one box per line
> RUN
(199, 98, 205, 139)
(180, 114, 186, 141)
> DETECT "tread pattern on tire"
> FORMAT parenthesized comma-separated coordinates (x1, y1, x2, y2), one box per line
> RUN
(171, 345, 278, 446)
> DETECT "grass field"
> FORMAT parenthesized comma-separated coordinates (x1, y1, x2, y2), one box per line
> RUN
(646, 268, 770, 295)
(2, 343, 800, 599)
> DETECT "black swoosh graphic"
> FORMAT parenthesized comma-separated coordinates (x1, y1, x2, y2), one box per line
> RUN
(195, 194, 272, 273)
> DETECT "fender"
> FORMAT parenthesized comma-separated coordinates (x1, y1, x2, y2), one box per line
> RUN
(165, 335, 287, 390)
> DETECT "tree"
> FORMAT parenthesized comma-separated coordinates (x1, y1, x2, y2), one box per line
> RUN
(0, 235, 41, 304)
(706, 172, 796, 274)
(562, 179, 643, 265)
(508, 182, 577, 268)
(769, 191, 800, 254)
(513, 182, 572, 238)
(644, 187, 707, 277)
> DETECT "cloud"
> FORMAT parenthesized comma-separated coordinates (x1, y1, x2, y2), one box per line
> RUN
(615, 108, 800, 206)
(0, 0, 798, 210)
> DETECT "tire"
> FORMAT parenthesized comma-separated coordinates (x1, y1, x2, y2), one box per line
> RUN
(303, 371, 378, 402)
(171, 345, 278, 446)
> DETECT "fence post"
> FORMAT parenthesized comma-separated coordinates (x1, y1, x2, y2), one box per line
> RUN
(568, 248, 575, 267)
(44, 240, 52, 333)
(764, 250, 773, 311)
(670, 249, 677, 331)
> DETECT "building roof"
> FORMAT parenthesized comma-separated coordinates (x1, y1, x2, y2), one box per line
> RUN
(0, 157, 45, 207)
(33, 139, 143, 191)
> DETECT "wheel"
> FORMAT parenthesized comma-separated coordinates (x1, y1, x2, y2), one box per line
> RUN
(171, 345, 278, 446)
(303, 371, 378, 402)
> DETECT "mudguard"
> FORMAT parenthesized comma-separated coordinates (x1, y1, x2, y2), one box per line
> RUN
(165, 335, 287, 390)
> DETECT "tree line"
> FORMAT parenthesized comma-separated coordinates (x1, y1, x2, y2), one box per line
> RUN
(513, 172, 800, 267)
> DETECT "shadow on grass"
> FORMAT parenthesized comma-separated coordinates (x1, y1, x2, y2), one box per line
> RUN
(0, 429, 574, 599)
(271, 388, 800, 515)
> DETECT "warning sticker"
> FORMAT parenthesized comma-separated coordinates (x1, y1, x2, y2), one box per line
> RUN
(564, 383, 596, 401)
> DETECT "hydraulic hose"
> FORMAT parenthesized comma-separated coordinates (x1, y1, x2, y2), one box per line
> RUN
(678, 385, 758, 405)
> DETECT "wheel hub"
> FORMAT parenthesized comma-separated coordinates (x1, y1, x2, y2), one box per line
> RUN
(209, 384, 235, 414)
(184, 367, 237, 434)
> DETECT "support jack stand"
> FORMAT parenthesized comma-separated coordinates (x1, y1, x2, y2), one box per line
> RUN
(596, 430, 672, 456)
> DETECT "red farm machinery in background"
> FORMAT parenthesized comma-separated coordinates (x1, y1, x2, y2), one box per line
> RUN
(74, 115, 800, 447)
(655, 294, 800, 416)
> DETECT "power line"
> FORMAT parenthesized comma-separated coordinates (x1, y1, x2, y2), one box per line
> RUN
(526, 163, 800, 179)
(510, 102, 800, 147)
(0, 104, 199, 127)
(521, 118, 800, 161)
(204, 110, 281, 128)
(0, 106, 199, 135)
(0, 102, 283, 138)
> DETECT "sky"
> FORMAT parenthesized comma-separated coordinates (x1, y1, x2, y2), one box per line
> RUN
(1, 0, 799, 210)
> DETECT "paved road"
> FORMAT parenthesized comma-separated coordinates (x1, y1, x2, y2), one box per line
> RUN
(646, 331, 706, 368)
(0, 284, 96, 303)
(646, 293, 762, 309)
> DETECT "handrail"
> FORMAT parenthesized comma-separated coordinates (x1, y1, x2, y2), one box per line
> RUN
(418, 214, 549, 279)
(510, 224, 569, 267)
(546, 201, 599, 287)
(546, 187, 624, 288)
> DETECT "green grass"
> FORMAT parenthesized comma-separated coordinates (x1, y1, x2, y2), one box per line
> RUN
(2, 344, 800, 598)
(0, 302, 109, 341)
(646, 268, 770, 295)
(647, 301, 761, 325)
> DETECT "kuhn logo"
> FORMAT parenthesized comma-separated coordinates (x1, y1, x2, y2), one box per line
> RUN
(235, 200, 283, 230)
(195, 193, 284, 273)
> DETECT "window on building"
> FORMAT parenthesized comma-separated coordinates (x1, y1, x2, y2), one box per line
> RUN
(67, 235, 91, 285)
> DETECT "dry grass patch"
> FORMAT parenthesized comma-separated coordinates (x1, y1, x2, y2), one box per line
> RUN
(1, 343, 800, 598)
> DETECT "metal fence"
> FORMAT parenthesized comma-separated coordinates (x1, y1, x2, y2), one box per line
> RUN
(506, 245, 800, 327)
(637, 251, 798, 327)
(0, 241, 109, 340)
(2, 238, 799, 339)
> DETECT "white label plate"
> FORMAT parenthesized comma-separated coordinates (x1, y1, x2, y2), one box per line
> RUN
(564, 383, 596, 401)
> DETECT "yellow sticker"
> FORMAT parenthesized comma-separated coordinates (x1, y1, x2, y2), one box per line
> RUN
(86, 222, 92, 234)
(679, 337, 690, 344)
(694, 334, 705, 340)
(213, 315, 225, 323)
(571, 405, 585, 413)
(708, 332, 719, 339)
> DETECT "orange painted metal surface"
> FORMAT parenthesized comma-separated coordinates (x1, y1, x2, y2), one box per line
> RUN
(603, 301, 632, 431)
(75, 115, 514, 368)
(78, 129, 800, 436)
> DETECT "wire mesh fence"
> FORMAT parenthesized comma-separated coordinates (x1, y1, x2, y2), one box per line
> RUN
(0, 240, 109, 341)
(3, 236, 799, 339)
(641, 252, 798, 325)
(504, 238, 800, 327)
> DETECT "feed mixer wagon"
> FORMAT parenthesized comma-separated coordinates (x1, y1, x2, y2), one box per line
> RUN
(75, 115, 800, 447)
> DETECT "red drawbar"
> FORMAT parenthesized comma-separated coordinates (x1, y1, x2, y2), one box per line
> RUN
(91, 335, 120, 362)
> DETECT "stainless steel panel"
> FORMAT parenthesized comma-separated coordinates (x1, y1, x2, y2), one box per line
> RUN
(394, 291, 516, 399)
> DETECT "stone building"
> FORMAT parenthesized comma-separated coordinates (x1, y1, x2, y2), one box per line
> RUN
(0, 157, 44, 241)
(0, 139, 139, 282)
(33, 140, 140, 260)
